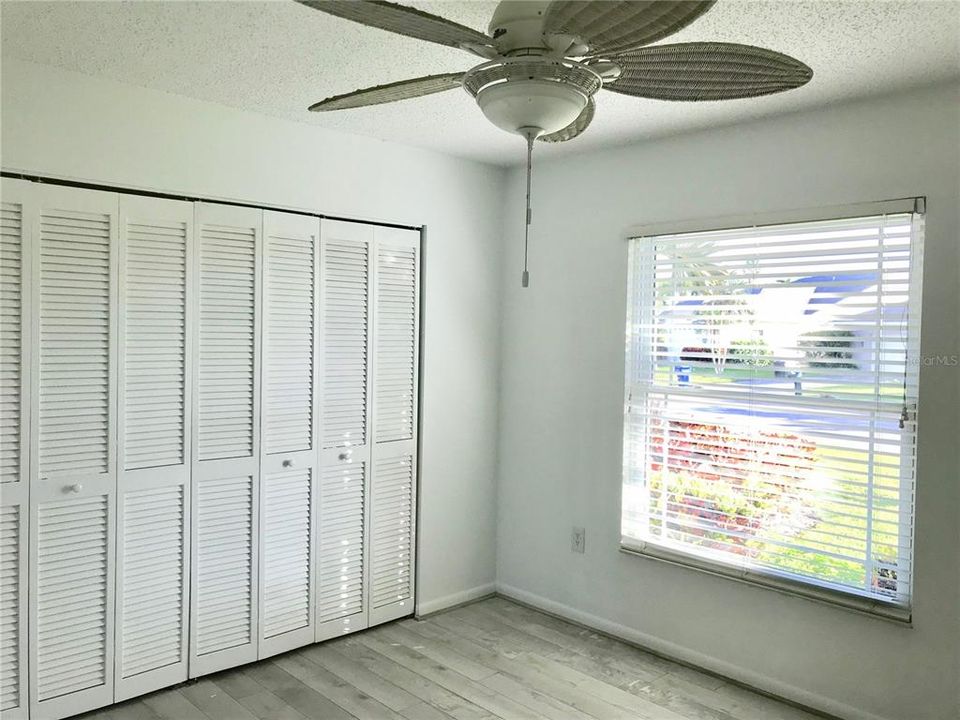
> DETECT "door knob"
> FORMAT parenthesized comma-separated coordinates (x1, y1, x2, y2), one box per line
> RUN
(282, 459, 295, 468)
(67, 483, 82, 494)
(338, 452, 350, 461)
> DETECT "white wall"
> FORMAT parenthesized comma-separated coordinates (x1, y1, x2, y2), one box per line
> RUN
(497, 83, 960, 720)
(0, 57, 505, 613)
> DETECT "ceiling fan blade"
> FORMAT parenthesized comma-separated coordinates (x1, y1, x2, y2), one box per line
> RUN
(538, 96, 595, 143)
(606, 43, 812, 101)
(295, 1, 493, 52)
(309, 72, 465, 111)
(543, 1, 715, 57)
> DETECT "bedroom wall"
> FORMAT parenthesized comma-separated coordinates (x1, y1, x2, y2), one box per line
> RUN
(0, 57, 506, 614)
(496, 82, 960, 720)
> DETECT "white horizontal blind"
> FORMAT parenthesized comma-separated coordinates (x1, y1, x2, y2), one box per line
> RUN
(623, 210, 923, 610)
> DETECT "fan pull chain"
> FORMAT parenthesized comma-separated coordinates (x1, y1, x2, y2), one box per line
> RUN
(522, 131, 534, 288)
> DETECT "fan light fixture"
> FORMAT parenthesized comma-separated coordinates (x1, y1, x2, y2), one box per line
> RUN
(465, 57, 601, 137)
(296, 0, 813, 287)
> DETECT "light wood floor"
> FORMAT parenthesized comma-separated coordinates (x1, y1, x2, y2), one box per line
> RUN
(75, 597, 831, 720)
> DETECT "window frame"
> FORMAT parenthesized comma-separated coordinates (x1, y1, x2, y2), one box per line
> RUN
(619, 197, 926, 624)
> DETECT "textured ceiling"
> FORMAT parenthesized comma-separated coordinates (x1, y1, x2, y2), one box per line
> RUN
(2, 1, 959, 166)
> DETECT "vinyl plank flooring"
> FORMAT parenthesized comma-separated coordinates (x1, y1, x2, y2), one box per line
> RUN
(98, 703, 164, 720)
(481, 598, 676, 685)
(398, 700, 455, 720)
(374, 623, 500, 682)
(179, 679, 260, 720)
(273, 651, 406, 720)
(141, 688, 211, 720)
(233, 690, 311, 720)
(300, 642, 423, 712)
(358, 630, 545, 720)
(331, 636, 501, 720)
(67, 596, 832, 720)
(430, 606, 654, 691)
(242, 661, 358, 720)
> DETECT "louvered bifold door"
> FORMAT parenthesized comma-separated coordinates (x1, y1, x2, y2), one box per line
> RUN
(190, 203, 261, 677)
(0, 178, 32, 720)
(114, 195, 193, 700)
(368, 229, 420, 627)
(258, 211, 319, 658)
(29, 184, 119, 719)
(316, 220, 374, 642)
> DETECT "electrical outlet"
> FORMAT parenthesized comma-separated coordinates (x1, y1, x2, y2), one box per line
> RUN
(571, 526, 585, 554)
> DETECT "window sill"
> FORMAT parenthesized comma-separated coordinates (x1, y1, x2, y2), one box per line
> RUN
(620, 539, 912, 625)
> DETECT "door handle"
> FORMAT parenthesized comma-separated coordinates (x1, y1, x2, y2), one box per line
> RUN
(338, 452, 351, 461)
(66, 483, 83, 494)
(282, 459, 295, 468)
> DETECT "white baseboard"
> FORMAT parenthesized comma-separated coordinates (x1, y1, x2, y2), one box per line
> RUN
(497, 583, 891, 720)
(416, 582, 496, 617)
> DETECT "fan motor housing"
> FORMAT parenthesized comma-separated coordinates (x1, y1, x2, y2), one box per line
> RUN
(488, 1, 551, 54)
(464, 58, 601, 136)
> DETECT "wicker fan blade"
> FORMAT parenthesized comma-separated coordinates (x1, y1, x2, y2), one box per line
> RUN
(543, 1, 715, 57)
(309, 73, 464, 111)
(295, 1, 492, 51)
(539, 96, 595, 143)
(606, 43, 812, 101)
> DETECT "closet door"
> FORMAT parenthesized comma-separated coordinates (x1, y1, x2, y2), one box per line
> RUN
(114, 196, 193, 700)
(29, 184, 118, 719)
(0, 178, 32, 720)
(368, 228, 420, 627)
(315, 220, 373, 641)
(189, 203, 261, 676)
(258, 211, 319, 658)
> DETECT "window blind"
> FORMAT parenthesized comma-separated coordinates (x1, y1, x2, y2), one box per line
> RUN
(623, 207, 923, 616)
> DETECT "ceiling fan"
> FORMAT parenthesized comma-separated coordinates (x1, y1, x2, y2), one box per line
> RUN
(295, 0, 813, 286)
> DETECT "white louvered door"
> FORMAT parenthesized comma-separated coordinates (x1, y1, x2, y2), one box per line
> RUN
(28, 184, 118, 719)
(0, 179, 32, 720)
(316, 220, 374, 641)
(368, 229, 420, 627)
(258, 210, 319, 658)
(114, 195, 193, 700)
(189, 203, 261, 676)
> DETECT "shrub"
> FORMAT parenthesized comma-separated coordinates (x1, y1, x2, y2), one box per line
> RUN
(647, 421, 817, 555)
(728, 338, 773, 367)
(800, 329, 859, 369)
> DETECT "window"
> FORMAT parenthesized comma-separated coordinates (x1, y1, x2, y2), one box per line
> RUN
(622, 202, 924, 620)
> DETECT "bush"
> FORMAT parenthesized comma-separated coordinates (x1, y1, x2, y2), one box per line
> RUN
(800, 329, 859, 369)
(647, 421, 817, 555)
(728, 338, 773, 367)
